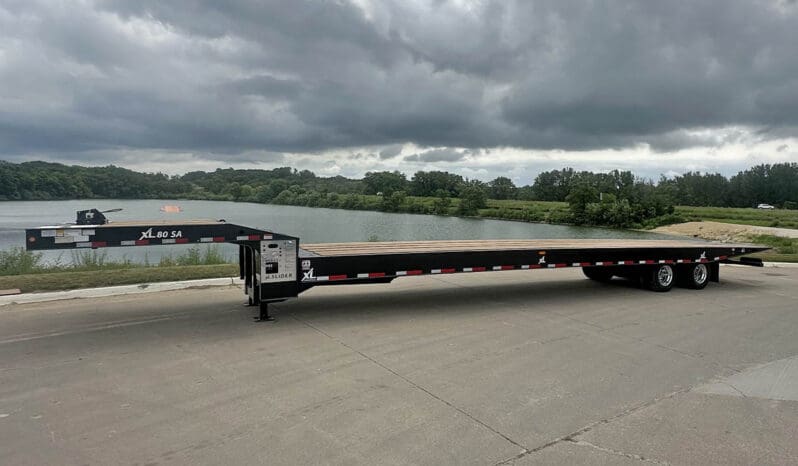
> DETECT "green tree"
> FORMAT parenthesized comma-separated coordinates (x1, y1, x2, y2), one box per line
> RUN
(566, 183, 599, 222)
(380, 190, 407, 212)
(532, 168, 576, 201)
(488, 176, 517, 200)
(363, 171, 408, 195)
(457, 181, 487, 215)
(410, 171, 464, 197)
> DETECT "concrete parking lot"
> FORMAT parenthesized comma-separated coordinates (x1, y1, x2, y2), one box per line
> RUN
(1, 266, 797, 465)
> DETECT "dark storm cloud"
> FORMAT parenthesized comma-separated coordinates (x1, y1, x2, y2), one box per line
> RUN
(379, 145, 403, 159)
(403, 148, 470, 163)
(1, 0, 797, 164)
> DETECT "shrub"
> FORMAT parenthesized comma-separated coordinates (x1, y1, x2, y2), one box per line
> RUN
(457, 184, 487, 216)
(432, 196, 452, 215)
(0, 247, 43, 275)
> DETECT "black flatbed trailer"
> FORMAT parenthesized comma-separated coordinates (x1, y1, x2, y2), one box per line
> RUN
(25, 211, 769, 321)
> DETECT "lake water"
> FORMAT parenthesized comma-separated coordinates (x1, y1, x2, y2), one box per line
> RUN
(0, 200, 679, 265)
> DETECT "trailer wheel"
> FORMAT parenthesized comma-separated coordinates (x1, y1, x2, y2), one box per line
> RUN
(582, 266, 613, 282)
(646, 264, 675, 292)
(679, 263, 709, 289)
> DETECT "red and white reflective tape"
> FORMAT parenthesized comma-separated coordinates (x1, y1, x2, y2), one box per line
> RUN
(322, 256, 728, 282)
(76, 241, 106, 248)
(200, 236, 225, 243)
(490, 265, 508, 271)
(120, 240, 150, 246)
(314, 274, 347, 281)
(236, 234, 263, 241)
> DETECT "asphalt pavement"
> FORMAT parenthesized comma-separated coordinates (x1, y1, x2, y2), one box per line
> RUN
(1, 266, 797, 465)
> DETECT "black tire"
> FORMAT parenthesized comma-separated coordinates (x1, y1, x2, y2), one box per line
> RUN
(582, 266, 614, 282)
(646, 264, 676, 292)
(678, 263, 709, 290)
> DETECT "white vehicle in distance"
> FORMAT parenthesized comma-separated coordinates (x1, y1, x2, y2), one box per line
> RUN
(757, 203, 776, 210)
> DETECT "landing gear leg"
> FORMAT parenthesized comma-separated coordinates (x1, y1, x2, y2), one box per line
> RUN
(255, 301, 275, 322)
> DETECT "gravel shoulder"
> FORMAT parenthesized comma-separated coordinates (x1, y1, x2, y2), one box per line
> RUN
(652, 221, 798, 242)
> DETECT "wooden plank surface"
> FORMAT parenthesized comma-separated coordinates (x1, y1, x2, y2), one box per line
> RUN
(32, 220, 227, 229)
(101, 220, 225, 227)
(301, 239, 752, 257)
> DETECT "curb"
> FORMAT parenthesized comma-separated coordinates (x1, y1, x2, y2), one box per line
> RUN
(0, 277, 244, 307)
(763, 262, 798, 268)
(722, 262, 798, 269)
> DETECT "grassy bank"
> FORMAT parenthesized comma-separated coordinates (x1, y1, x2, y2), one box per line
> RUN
(675, 205, 798, 229)
(745, 235, 798, 263)
(0, 264, 238, 293)
(0, 245, 238, 293)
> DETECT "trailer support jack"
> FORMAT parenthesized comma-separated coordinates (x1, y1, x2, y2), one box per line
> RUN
(255, 302, 275, 322)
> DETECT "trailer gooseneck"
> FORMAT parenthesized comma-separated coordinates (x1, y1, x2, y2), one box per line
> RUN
(26, 210, 769, 321)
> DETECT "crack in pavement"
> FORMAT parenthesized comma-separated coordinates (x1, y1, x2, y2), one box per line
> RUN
(284, 298, 740, 466)
(291, 306, 693, 466)
(495, 386, 690, 465)
(719, 381, 749, 398)
(289, 312, 531, 458)
(567, 439, 671, 465)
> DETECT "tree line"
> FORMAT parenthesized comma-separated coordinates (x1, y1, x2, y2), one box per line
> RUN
(2, 160, 797, 228)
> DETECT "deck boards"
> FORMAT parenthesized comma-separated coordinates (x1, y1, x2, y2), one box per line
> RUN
(301, 239, 751, 257)
(33, 220, 227, 229)
(101, 220, 225, 227)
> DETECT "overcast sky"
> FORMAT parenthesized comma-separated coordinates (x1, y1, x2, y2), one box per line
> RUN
(1, 0, 797, 182)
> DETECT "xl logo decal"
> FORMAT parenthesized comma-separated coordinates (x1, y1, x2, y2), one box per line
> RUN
(302, 268, 316, 281)
(139, 228, 183, 240)
(538, 255, 546, 264)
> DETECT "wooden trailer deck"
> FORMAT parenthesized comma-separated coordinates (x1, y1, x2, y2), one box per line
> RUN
(300, 239, 758, 257)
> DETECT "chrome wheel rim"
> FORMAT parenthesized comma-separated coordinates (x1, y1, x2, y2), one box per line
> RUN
(693, 264, 708, 284)
(657, 265, 674, 287)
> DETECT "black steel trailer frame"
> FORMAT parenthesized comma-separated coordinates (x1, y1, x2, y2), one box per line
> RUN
(25, 215, 768, 321)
